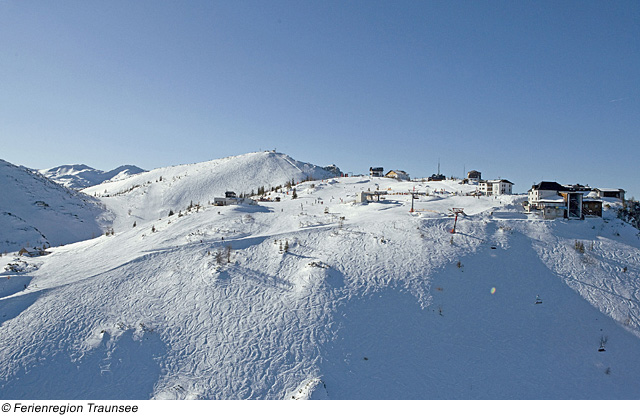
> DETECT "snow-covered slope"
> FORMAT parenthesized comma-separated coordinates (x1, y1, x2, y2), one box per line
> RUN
(1, 158, 640, 400)
(82, 151, 339, 232)
(39, 164, 145, 190)
(0, 159, 109, 253)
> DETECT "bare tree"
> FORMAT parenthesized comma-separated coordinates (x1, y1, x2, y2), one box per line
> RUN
(225, 244, 232, 263)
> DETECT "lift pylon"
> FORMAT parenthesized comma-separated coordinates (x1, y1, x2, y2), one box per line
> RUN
(450, 208, 465, 233)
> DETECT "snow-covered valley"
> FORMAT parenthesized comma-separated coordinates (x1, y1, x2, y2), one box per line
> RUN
(1, 151, 639, 399)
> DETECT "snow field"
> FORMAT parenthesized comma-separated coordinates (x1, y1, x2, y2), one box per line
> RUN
(1, 152, 640, 399)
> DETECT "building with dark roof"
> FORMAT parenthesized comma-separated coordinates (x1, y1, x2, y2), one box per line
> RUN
(466, 170, 481, 181)
(526, 181, 602, 219)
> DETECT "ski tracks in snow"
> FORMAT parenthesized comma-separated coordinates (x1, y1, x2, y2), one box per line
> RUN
(524, 220, 640, 336)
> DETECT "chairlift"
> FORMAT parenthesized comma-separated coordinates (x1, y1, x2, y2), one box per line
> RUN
(598, 336, 607, 352)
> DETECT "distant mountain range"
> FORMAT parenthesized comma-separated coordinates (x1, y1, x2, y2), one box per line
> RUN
(39, 164, 146, 190)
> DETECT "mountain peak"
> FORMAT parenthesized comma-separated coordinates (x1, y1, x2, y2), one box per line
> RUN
(39, 164, 145, 190)
(81, 151, 338, 231)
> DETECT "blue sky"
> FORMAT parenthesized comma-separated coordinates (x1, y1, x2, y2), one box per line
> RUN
(1, 1, 638, 196)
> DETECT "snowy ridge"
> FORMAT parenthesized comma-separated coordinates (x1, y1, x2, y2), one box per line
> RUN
(1, 154, 640, 399)
(82, 151, 338, 232)
(0, 159, 109, 253)
(39, 164, 145, 190)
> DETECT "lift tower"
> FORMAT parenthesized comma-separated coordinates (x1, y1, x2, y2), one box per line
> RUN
(450, 208, 465, 233)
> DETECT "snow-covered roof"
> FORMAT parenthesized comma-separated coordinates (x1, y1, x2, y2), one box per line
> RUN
(538, 197, 565, 203)
(595, 188, 625, 193)
(481, 179, 513, 185)
(385, 170, 409, 178)
(562, 184, 592, 191)
(586, 191, 599, 198)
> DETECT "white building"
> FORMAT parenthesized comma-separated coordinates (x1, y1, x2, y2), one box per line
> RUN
(528, 181, 566, 205)
(356, 191, 386, 203)
(213, 191, 256, 206)
(479, 179, 513, 196)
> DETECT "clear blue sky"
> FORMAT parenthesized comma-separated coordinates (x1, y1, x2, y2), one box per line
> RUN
(1, 1, 638, 197)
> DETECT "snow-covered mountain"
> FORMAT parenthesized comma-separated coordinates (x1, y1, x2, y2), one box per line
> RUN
(82, 151, 340, 232)
(0, 159, 110, 253)
(1, 152, 640, 400)
(39, 164, 145, 190)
